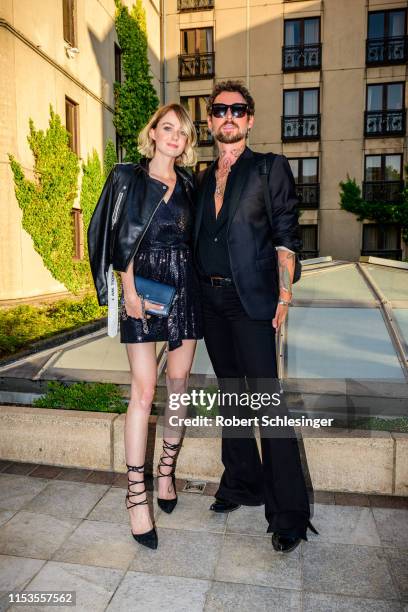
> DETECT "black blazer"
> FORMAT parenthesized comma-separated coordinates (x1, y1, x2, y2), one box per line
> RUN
(194, 147, 302, 320)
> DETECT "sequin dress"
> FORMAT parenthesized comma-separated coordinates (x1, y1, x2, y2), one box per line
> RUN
(119, 176, 203, 351)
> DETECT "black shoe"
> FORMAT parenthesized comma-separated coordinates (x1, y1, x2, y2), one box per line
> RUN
(272, 521, 319, 553)
(210, 498, 241, 513)
(126, 463, 158, 550)
(157, 440, 182, 514)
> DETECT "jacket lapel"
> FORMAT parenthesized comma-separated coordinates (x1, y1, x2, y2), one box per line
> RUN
(227, 155, 253, 232)
(193, 163, 215, 248)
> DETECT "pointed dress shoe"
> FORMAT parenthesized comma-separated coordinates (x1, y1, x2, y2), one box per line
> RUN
(209, 498, 241, 513)
(272, 521, 319, 553)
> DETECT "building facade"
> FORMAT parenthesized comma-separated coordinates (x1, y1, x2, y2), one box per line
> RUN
(165, 0, 408, 261)
(0, 0, 407, 302)
(0, 0, 161, 302)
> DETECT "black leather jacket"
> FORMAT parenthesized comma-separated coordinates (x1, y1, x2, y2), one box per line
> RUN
(87, 158, 195, 306)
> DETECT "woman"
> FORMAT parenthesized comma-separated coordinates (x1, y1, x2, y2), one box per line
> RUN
(87, 104, 202, 550)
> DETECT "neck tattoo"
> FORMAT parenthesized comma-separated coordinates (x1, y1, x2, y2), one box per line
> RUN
(215, 144, 245, 198)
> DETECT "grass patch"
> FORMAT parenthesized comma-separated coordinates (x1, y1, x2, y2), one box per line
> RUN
(0, 295, 107, 358)
(33, 381, 126, 413)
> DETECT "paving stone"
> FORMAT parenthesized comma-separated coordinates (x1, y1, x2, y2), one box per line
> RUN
(335, 492, 371, 507)
(0, 554, 45, 590)
(311, 504, 381, 546)
(372, 509, 408, 548)
(214, 533, 301, 590)
(204, 581, 301, 611)
(0, 511, 80, 559)
(87, 486, 156, 525)
(384, 548, 408, 600)
(0, 474, 49, 512)
(130, 528, 223, 580)
(303, 592, 403, 611)
(29, 465, 63, 479)
(106, 571, 211, 612)
(23, 480, 109, 520)
(7, 561, 124, 612)
(4, 463, 37, 476)
(370, 496, 408, 510)
(156, 492, 227, 533)
(302, 543, 399, 600)
(314, 491, 335, 505)
(225, 504, 269, 536)
(55, 468, 94, 482)
(53, 519, 138, 570)
(86, 471, 117, 485)
(0, 510, 16, 528)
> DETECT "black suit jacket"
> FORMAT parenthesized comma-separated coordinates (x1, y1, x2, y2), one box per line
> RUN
(194, 147, 302, 319)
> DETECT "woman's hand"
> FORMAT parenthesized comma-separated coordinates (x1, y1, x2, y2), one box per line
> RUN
(123, 292, 164, 319)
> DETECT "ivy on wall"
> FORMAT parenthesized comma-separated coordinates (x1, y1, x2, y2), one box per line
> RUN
(8, 106, 89, 293)
(339, 172, 408, 244)
(114, 0, 159, 162)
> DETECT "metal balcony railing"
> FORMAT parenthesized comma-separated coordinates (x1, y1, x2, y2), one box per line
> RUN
(362, 180, 405, 203)
(178, 52, 215, 80)
(366, 36, 408, 66)
(194, 120, 213, 146)
(296, 184, 320, 208)
(365, 110, 406, 137)
(282, 114, 321, 141)
(178, 0, 214, 10)
(282, 43, 322, 71)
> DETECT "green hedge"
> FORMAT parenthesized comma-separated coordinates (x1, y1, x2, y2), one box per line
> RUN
(34, 381, 126, 413)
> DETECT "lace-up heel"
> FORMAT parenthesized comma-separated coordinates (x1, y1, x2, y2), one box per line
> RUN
(157, 440, 181, 514)
(125, 463, 158, 550)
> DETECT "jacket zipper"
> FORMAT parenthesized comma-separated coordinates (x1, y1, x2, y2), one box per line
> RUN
(111, 187, 126, 228)
(123, 193, 166, 269)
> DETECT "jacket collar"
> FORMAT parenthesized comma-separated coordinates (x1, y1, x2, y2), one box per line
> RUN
(137, 157, 194, 188)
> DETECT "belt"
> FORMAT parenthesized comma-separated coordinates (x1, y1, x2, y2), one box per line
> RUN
(200, 275, 234, 287)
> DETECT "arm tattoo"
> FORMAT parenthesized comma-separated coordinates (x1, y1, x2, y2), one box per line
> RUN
(278, 251, 295, 294)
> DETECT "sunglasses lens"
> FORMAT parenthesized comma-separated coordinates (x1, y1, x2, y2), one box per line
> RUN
(211, 104, 227, 118)
(211, 103, 248, 118)
(231, 104, 248, 117)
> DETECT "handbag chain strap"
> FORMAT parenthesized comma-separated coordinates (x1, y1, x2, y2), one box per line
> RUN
(139, 294, 149, 334)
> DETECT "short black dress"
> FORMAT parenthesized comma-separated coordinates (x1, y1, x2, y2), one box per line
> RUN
(119, 175, 203, 351)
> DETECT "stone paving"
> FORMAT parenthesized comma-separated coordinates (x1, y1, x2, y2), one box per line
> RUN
(0, 466, 407, 611)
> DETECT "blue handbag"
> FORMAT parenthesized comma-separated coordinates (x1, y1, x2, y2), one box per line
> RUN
(134, 275, 176, 334)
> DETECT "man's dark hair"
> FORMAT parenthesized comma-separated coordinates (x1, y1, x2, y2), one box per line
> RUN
(206, 80, 255, 116)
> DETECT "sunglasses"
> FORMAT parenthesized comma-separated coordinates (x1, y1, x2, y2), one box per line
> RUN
(211, 103, 249, 118)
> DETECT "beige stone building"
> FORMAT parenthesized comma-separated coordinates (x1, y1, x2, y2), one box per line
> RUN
(166, 0, 408, 260)
(1, 0, 407, 302)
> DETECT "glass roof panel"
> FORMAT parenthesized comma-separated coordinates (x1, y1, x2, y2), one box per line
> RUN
(393, 309, 408, 354)
(364, 265, 408, 300)
(286, 307, 404, 379)
(295, 265, 375, 302)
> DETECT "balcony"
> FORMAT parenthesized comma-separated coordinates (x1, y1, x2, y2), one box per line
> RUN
(194, 121, 213, 146)
(362, 180, 405, 203)
(178, 52, 215, 80)
(178, 0, 214, 10)
(366, 36, 408, 66)
(282, 43, 322, 72)
(296, 184, 320, 208)
(365, 110, 406, 137)
(282, 114, 320, 141)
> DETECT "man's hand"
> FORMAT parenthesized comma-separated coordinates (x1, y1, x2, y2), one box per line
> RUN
(272, 302, 289, 330)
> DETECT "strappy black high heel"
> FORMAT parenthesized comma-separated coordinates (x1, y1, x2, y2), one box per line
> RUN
(125, 463, 158, 550)
(157, 440, 181, 514)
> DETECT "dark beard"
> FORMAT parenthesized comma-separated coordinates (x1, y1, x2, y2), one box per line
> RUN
(215, 124, 247, 144)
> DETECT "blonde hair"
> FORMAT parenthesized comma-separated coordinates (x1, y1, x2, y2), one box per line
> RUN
(137, 103, 197, 167)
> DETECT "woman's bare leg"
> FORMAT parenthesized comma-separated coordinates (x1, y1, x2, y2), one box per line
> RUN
(157, 339, 197, 500)
(125, 341, 157, 534)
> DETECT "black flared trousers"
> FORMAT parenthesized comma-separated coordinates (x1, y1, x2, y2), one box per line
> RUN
(201, 281, 311, 538)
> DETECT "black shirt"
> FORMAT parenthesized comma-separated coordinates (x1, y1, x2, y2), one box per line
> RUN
(197, 147, 250, 277)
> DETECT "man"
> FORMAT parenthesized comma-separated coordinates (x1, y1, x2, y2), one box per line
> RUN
(194, 80, 317, 553)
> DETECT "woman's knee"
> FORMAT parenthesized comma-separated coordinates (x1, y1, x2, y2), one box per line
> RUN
(130, 383, 156, 412)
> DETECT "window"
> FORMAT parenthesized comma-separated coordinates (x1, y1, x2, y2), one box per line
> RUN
(282, 88, 320, 141)
(366, 9, 407, 65)
(362, 224, 401, 260)
(300, 225, 319, 259)
(283, 17, 321, 71)
(363, 154, 404, 203)
(195, 160, 213, 173)
(71, 208, 83, 260)
(181, 96, 212, 146)
(65, 97, 79, 155)
(179, 28, 215, 80)
(63, 0, 76, 47)
(365, 82, 405, 136)
(288, 158, 319, 208)
(114, 43, 122, 84)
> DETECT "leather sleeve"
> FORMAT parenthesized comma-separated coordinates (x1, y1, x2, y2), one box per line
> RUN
(87, 166, 117, 306)
(267, 154, 302, 253)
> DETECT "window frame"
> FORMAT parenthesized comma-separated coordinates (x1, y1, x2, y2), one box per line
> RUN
(63, 0, 77, 47)
(367, 8, 407, 41)
(364, 153, 403, 182)
(283, 87, 320, 117)
(180, 27, 214, 55)
(284, 16, 321, 46)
